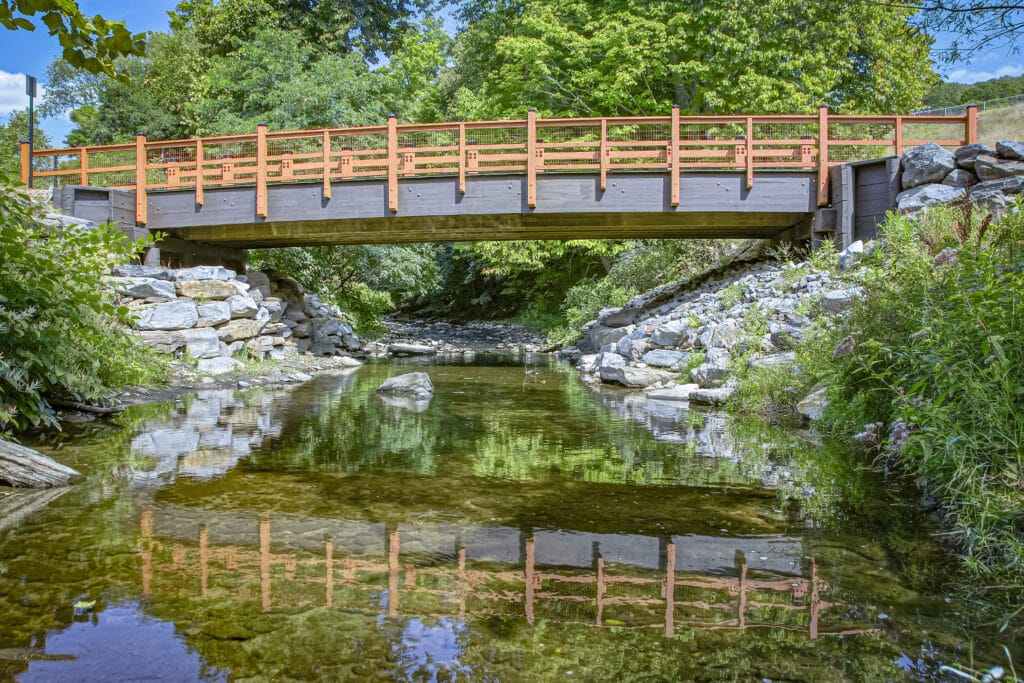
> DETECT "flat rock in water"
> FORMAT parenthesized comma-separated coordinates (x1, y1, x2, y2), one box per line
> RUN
(377, 372, 434, 399)
(645, 383, 700, 401)
(389, 343, 435, 356)
(599, 366, 676, 388)
(688, 387, 735, 406)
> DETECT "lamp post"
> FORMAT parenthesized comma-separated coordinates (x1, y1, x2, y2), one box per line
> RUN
(25, 74, 37, 189)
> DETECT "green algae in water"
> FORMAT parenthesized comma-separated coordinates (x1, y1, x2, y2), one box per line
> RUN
(0, 355, 1017, 681)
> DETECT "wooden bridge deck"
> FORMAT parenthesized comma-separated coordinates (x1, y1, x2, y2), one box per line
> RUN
(25, 107, 977, 247)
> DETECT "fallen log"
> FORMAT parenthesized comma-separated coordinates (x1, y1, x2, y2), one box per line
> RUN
(0, 438, 80, 487)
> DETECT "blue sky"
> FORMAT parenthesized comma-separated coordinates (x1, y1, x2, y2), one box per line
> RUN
(1, 1, 1022, 145)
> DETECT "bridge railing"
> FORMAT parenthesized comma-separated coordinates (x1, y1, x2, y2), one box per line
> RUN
(21, 106, 977, 224)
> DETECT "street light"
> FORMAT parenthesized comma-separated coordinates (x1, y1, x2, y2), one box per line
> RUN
(25, 74, 37, 189)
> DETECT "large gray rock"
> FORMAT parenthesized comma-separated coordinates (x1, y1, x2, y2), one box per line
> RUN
(641, 349, 685, 368)
(216, 319, 263, 343)
(897, 183, 965, 213)
(227, 294, 259, 318)
(109, 276, 177, 299)
(376, 372, 434, 399)
(954, 143, 993, 170)
(797, 386, 828, 421)
(196, 301, 232, 327)
(838, 240, 864, 272)
(901, 143, 956, 189)
(261, 299, 286, 322)
(599, 366, 676, 388)
(941, 169, 976, 188)
(688, 387, 735, 406)
(245, 271, 272, 290)
(821, 288, 861, 313)
(698, 319, 741, 351)
(690, 349, 732, 388)
(582, 325, 629, 353)
(594, 351, 626, 372)
(176, 266, 237, 281)
(974, 155, 1024, 181)
(112, 265, 174, 281)
(182, 327, 221, 359)
(137, 330, 187, 353)
(176, 279, 244, 300)
(644, 383, 700, 401)
(132, 300, 199, 331)
(972, 175, 1024, 197)
(650, 320, 688, 347)
(996, 140, 1024, 160)
(747, 352, 796, 369)
(197, 356, 241, 376)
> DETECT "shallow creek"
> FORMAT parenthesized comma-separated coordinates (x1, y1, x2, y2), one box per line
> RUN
(0, 354, 1017, 681)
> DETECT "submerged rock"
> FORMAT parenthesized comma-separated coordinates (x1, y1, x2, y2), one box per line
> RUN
(389, 343, 435, 356)
(376, 372, 434, 400)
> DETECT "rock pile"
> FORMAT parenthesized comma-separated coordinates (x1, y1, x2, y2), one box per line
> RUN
(109, 265, 361, 375)
(897, 140, 1024, 216)
(562, 245, 862, 406)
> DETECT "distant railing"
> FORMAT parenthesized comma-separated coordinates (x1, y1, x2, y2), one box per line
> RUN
(913, 93, 1024, 117)
(139, 511, 879, 640)
(22, 106, 977, 222)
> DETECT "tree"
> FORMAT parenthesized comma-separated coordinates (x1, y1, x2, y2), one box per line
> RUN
(0, 110, 51, 179)
(442, 0, 934, 118)
(911, 2, 1024, 60)
(0, 0, 145, 75)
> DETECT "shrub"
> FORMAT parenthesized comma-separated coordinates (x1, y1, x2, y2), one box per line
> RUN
(0, 182, 164, 431)
(801, 203, 1024, 577)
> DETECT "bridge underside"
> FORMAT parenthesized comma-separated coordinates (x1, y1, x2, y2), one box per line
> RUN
(141, 171, 816, 247)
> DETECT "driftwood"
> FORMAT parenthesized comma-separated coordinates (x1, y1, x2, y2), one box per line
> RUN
(0, 438, 80, 487)
(50, 399, 123, 415)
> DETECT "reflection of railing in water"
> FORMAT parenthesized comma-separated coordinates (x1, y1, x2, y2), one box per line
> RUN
(139, 511, 876, 641)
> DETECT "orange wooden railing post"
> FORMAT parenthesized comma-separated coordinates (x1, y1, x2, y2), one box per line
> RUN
(670, 105, 680, 206)
(387, 114, 399, 213)
(894, 115, 904, 156)
(966, 104, 979, 145)
(256, 123, 268, 218)
(199, 524, 209, 594)
(135, 133, 148, 225)
(458, 122, 467, 195)
(745, 116, 754, 190)
(600, 118, 609, 192)
(195, 139, 205, 206)
(817, 105, 830, 206)
(527, 109, 538, 209)
(19, 141, 30, 187)
(79, 146, 89, 185)
(321, 131, 332, 200)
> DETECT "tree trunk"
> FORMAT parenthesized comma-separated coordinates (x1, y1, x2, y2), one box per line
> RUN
(0, 438, 80, 488)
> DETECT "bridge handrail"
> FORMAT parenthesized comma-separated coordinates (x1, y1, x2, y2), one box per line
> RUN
(21, 106, 977, 224)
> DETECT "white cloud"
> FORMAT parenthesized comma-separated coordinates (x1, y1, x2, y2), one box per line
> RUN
(948, 64, 1024, 84)
(0, 70, 46, 117)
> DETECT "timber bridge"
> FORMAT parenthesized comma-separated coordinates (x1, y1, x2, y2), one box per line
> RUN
(22, 106, 978, 267)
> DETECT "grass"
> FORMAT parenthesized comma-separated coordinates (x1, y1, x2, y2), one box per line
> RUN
(978, 102, 1024, 148)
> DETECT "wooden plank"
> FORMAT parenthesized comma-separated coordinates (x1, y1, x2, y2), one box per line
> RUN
(387, 115, 399, 213)
(527, 109, 537, 208)
(256, 124, 268, 218)
(135, 134, 148, 225)
(817, 106, 830, 206)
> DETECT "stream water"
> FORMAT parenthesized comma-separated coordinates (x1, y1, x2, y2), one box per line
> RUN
(0, 353, 1018, 681)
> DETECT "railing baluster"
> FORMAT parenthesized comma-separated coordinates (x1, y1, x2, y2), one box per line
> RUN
(19, 141, 30, 187)
(670, 105, 680, 206)
(387, 114, 399, 213)
(966, 104, 978, 145)
(256, 123, 268, 218)
(894, 115, 904, 156)
(135, 133, 147, 225)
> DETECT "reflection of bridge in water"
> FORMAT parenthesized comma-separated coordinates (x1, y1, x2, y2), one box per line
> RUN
(139, 509, 877, 641)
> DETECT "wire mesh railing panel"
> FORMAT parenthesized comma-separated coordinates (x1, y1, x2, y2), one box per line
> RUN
(88, 147, 139, 188)
(331, 131, 388, 178)
(146, 142, 198, 189)
(202, 140, 259, 187)
(607, 122, 671, 170)
(902, 121, 967, 151)
(398, 128, 460, 175)
(536, 124, 601, 171)
(466, 125, 527, 174)
(268, 134, 326, 183)
(827, 122, 896, 163)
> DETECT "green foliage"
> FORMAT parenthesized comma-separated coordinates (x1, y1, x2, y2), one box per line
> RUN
(795, 204, 1024, 578)
(444, 0, 934, 118)
(924, 74, 1024, 109)
(0, 0, 146, 76)
(0, 110, 51, 180)
(0, 181, 165, 431)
